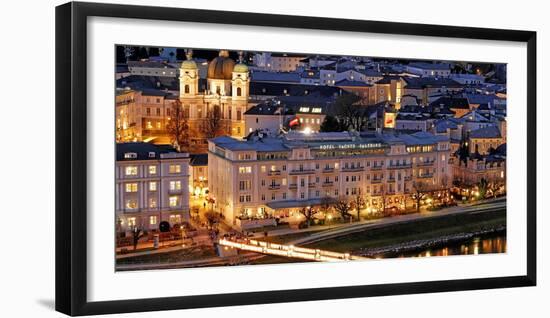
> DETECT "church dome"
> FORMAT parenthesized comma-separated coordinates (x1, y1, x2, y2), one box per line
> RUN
(233, 63, 249, 73)
(180, 59, 197, 70)
(207, 50, 235, 80)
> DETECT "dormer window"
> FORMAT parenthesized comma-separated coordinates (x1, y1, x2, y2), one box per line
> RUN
(124, 152, 137, 159)
(148, 152, 156, 158)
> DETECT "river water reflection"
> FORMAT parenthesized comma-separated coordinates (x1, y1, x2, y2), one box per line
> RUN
(378, 234, 506, 258)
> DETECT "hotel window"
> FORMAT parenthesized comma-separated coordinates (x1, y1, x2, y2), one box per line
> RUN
(127, 217, 136, 227)
(149, 165, 157, 175)
(149, 215, 157, 225)
(239, 180, 251, 191)
(169, 196, 179, 207)
(261, 194, 265, 201)
(125, 166, 138, 176)
(300, 192, 305, 199)
(125, 200, 137, 209)
(156, 108, 161, 116)
(149, 182, 157, 191)
(282, 165, 286, 171)
(261, 166, 266, 173)
(282, 178, 287, 185)
(238, 166, 252, 174)
(149, 198, 157, 208)
(335, 163, 339, 169)
(282, 193, 287, 199)
(169, 164, 181, 174)
(169, 181, 181, 191)
(271, 193, 275, 200)
(125, 183, 138, 193)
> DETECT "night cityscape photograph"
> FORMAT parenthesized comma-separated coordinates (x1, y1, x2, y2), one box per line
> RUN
(114, 46, 507, 271)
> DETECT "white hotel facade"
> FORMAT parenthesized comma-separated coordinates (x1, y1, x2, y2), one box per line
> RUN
(115, 143, 190, 233)
(208, 131, 452, 226)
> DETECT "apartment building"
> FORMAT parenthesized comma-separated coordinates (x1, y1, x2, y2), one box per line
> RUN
(116, 143, 190, 233)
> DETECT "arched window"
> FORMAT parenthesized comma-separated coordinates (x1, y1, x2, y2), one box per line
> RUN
(237, 87, 242, 96)
(184, 85, 190, 94)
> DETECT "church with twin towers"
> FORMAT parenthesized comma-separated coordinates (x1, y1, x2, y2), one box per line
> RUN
(179, 49, 250, 149)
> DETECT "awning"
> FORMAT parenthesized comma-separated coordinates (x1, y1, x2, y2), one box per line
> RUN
(266, 198, 326, 210)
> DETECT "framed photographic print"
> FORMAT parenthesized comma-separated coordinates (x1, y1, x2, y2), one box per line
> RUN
(55, 1, 537, 316)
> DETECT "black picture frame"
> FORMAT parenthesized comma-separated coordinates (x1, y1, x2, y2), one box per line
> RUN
(55, 1, 537, 316)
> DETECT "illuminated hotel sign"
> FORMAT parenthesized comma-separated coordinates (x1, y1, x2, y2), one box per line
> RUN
(318, 143, 383, 150)
(384, 112, 396, 128)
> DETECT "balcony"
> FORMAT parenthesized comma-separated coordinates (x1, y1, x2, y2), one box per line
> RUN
(268, 184, 281, 190)
(388, 163, 412, 169)
(371, 178, 382, 184)
(371, 165, 383, 170)
(289, 169, 315, 175)
(342, 166, 365, 172)
(416, 161, 435, 167)
(267, 170, 281, 176)
(322, 168, 335, 173)
(289, 184, 298, 189)
(308, 183, 316, 187)
(418, 174, 434, 179)
(168, 188, 183, 194)
(404, 176, 413, 181)
(387, 178, 396, 183)
(322, 181, 334, 187)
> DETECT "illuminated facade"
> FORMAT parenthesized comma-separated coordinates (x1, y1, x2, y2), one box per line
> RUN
(208, 131, 452, 227)
(116, 50, 251, 149)
(179, 50, 250, 150)
(115, 143, 190, 233)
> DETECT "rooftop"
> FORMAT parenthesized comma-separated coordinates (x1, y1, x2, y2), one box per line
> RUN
(210, 130, 448, 153)
(469, 125, 502, 139)
(116, 143, 188, 161)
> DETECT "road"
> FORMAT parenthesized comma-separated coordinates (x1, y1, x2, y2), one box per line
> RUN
(116, 199, 505, 270)
(289, 199, 505, 246)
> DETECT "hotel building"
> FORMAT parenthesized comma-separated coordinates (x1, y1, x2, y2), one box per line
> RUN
(116, 143, 190, 233)
(208, 131, 452, 227)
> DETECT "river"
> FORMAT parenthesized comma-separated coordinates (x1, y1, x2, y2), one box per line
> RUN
(375, 233, 506, 258)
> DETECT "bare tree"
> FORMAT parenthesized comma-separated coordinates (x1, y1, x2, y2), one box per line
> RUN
(131, 226, 145, 251)
(379, 184, 388, 214)
(298, 206, 318, 227)
(410, 181, 431, 212)
(333, 196, 353, 220)
(320, 196, 334, 215)
(334, 94, 367, 131)
(166, 99, 189, 152)
(201, 105, 227, 139)
(352, 194, 364, 221)
(204, 210, 221, 228)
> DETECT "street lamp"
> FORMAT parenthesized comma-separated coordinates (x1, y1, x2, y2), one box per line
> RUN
(180, 225, 185, 247)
